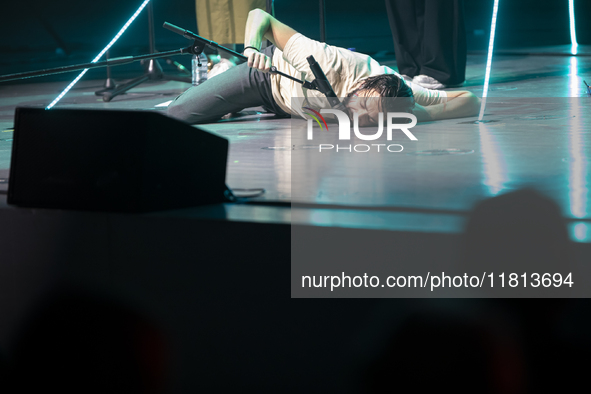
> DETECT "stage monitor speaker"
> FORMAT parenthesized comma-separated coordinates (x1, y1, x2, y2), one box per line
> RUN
(8, 107, 228, 212)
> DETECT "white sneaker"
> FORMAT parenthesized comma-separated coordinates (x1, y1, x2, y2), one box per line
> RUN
(412, 75, 447, 89)
(400, 74, 413, 83)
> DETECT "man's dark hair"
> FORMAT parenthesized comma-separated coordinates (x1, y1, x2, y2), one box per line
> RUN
(346, 74, 415, 113)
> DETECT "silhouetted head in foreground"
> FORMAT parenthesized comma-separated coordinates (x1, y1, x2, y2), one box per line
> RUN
(8, 288, 169, 393)
(364, 310, 525, 394)
(461, 188, 572, 272)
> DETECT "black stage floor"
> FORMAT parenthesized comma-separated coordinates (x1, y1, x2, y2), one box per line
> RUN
(1, 47, 590, 240)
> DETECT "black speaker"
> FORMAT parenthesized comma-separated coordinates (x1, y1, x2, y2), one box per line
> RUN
(8, 107, 228, 212)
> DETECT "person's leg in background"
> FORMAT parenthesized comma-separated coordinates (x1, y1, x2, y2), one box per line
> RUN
(196, 0, 269, 54)
(418, 0, 466, 87)
(385, 0, 423, 80)
(195, 1, 270, 77)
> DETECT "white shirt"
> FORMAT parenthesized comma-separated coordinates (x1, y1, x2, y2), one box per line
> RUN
(270, 33, 447, 117)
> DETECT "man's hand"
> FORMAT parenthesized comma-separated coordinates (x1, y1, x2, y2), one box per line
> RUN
(414, 91, 481, 122)
(244, 48, 272, 73)
(244, 9, 297, 53)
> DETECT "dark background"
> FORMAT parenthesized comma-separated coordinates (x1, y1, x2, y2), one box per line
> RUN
(1, 0, 590, 80)
(2, 2, 591, 391)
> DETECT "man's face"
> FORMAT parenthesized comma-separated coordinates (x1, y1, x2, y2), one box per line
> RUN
(345, 90, 381, 127)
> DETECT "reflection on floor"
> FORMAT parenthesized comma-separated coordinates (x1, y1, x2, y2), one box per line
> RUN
(0, 49, 589, 242)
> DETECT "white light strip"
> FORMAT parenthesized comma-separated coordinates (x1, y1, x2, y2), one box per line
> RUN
(572, 222, 590, 243)
(569, 56, 579, 97)
(479, 123, 508, 196)
(568, 57, 588, 223)
(46, 0, 152, 110)
(569, 0, 578, 55)
(478, 0, 500, 121)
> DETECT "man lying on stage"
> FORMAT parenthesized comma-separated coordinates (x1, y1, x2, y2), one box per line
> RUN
(167, 8, 480, 125)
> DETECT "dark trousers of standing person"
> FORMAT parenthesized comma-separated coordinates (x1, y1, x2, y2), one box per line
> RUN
(385, 0, 467, 86)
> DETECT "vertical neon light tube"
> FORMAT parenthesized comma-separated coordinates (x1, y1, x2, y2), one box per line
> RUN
(478, 0, 500, 121)
(567, 57, 590, 241)
(46, 0, 152, 110)
(569, 0, 578, 55)
(479, 123, 508, 196)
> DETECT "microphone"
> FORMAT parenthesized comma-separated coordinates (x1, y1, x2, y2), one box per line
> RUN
(163, 22, 248, 62)
(306, 55, 343, 109)
(163, 22, 200, 41)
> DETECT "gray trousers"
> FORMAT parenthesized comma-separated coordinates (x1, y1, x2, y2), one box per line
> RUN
(167, 46, 288, 124)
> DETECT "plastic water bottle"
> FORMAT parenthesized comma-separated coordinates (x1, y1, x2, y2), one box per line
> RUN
(192, 53, 208, 86)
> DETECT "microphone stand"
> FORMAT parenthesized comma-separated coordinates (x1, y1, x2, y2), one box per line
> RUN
(162, 23, 319, 89)
(164, 23, 343, 108)
(0, 48, 192, 83)
(0, 22, 342, 109)
(95, 2, 191, 101)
